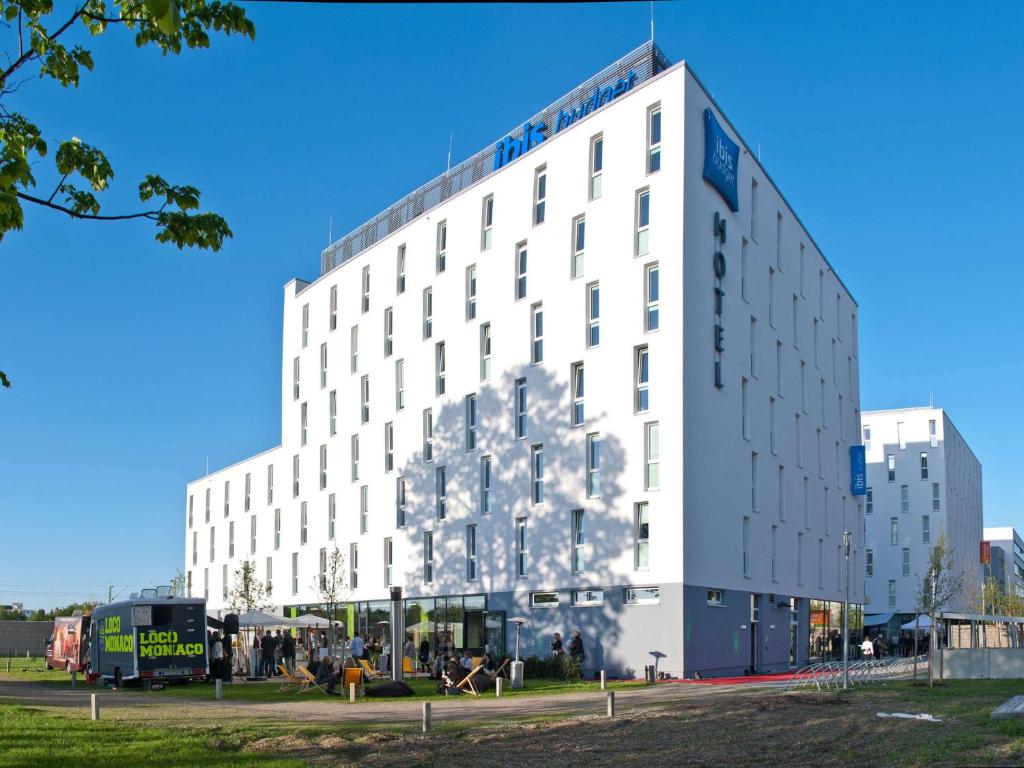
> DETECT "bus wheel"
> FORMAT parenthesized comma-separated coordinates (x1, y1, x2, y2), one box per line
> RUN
(114, 668, 122, 689)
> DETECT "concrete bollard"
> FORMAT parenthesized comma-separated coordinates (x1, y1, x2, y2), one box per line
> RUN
(71, 671, 77, 689)
(25, 651, 30, 659)
(495, 677, 504, 698)
(600, 670, 606, 690)
(349, 683, 356, 703)
(606, 691, 615, 718)
(91, 694, 100, 721)
(215, 679, 223, 700)
(422, 701, 431, 733)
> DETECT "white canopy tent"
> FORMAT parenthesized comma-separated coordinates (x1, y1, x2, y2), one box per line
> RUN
(901, 615, 933, 631)
(238, 610, 295, 628)
(292, 614, 344, 628)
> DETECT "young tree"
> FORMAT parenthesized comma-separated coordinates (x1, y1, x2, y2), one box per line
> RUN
(227, 560, 269, 674)
(312, 546, 347, 657)
(170, 570, 187, 598)
(913, 534, 964, 687)
(0, 1, 255, 388)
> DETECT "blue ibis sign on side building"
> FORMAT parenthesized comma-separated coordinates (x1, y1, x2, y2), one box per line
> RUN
(850, 445, 867, 496)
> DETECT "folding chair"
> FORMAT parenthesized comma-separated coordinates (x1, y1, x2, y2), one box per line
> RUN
(276, 664, 304, 693)
(358, 658, 385, 680)
(342, 666, 364, 697)
(297, 665, 332, 695)
(457, 664, 485, 696)
(490, 658, 510, 679)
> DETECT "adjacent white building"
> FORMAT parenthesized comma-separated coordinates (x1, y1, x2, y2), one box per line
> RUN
(184, 42, 863, 677)
(862, 407, 983, 620)
(984, 527, 1024, 597)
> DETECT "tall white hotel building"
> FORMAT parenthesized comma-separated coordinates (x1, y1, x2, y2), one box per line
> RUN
(185, 43, 864, 677)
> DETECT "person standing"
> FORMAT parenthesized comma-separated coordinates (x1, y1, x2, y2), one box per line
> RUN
(282, 631, 296, 673)
(551, 632, 564, 657)
(860, 635, 874, 659)
(568, 630, 585, 665)
(260, 630, 276, 677)
(350, 632, 365, 660)
(403, 635, 416, 666)
(210, 632, 223, 680)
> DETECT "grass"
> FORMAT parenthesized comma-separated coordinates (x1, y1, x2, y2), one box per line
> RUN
(0, 657, 68, 683)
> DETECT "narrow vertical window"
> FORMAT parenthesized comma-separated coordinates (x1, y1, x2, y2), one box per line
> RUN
(516, 242, 528, 300)
(887, 453, 896, 482)
(929, 419, 937, 447)
(795, 413, 802, 465)
(466, 394, 478, 451)
(229, 521, 235, 558)
(636, 189, 650, 256)
(384, 422, 394, 472)
(423, 532, 434, 583)
(423, 287, 433, 339)
(750, 178, 759, 242)
(396, 477, 407, 528)
(250, 514, 257, 553)
(635, 345, 650, 413)
(384, 307, 394, 357)
(741, 238, 749, 301)
(244, 474, 251, 513)
(776, 213, 783, 270)
(866, 549, 873, 577)
(292, 454, 300, 497)
(635, 502, 650, 570)
(436, 466, 447, 520)
(771, 525, 778, 582)
(351, 435, 359, 482)
(792, 296, 799, 349)
(466, 265, 477, 321)
(902, 547, 910, 577)
(932, 483, 940, 512)
(813, 318, 819, 367)
(319, 444, 327, 490)
(466, 525, 477, 581)
(750, 316, 757, 377)
(751, 451, 759, 512)
(350, 543, 359, 589)
(571, 362, 585, 426)
(589, 135, 603, 199)
(274, 509, 281, 550)
(531, 444, 544, 505)
(769, 397, 777, 454)
(396, 244, 406, 294)
(587, 433, 601, 498)
(900, 484, 909, 513)
(516, 518, 528, 578)
(531, 303, 544, 364)
(480, 323, 492, 381)
(776, 341, 783, 397)
(395, 359, 405, 411)
(423, 408, 434, 462)
(293, 357, 300, 400)
(587, 282, 600, 347)
(866, 487, 873, 514)
(863, 425, 872, 451)
(300, 502, 308, 544)
(645, 263, 659, 331)
(888, 580, 896, 608)
(778, 465, 785, 520)
(436, 220, 447, 273)
(515, 378, 527, 439)
(435, 341, 446, 396)
(803, 477, 809, 528)
(800, 362, 807, 412)
(350, 325, 359, 373)
(328, 493, 336, 539)
(890, 516, 899, 545)
(742, 516, 751, 577)
(534, 166, 546, 225)
(647, 104, 661, 173)
(798, 533, 804, 584)
(922, 515, 930, 543)
(480, 455, 493, 515)
(224, 480, 230, 516)
(266, 559, 273, 595)
(320, 343, 328, 389)
(360, 485, 368, 534)
(799, 243, 806, 297)
(361, 265, 370, 314)
(572, 215, 586, 278)
(329, 285, 338, 331)
(481, 196, 493, 251)
(302, 303, 309, 348)
(741, 378, 749, 439)
(572, 508, 586, 573)
(360, 374, 370, 424)
(267, 464, 273, 506)
(188, 495, 194, 529)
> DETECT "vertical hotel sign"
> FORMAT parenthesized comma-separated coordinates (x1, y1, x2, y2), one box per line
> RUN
(850, 446, 867, 496)
(703, 109, 739, 212)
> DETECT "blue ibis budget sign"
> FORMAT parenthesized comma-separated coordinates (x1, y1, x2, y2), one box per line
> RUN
(850, 445, 867, 496)
(702, 108, 739, 212)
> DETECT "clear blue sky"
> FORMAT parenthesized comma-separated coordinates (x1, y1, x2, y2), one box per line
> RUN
(2, 2, 1022, 609)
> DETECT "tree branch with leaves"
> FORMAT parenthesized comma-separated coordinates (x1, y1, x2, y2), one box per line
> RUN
(914, 533, 964, 687)
(312, 546, 348, 658)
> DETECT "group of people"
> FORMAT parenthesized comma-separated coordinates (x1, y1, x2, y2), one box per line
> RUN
(254, 629, 296, 677)
(550, 630, 586, 664)
(207, 630, 233, 681)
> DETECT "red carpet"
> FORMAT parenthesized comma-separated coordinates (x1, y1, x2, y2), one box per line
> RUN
(663, 671, 799, 685)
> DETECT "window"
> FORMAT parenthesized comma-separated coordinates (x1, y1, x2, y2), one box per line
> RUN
(647, 104, 661, 173)
(188, 494, 194, 529)
(384, 307, 394, 357)
(800, 362, 807, 412)
(319, 444, 327, 490)
(741, 238, 749, 302)
(636, 189, 650, 256)
(922, 515, 931, 543)
(302, 303, 309, 348)
(920, 452, 929, 479)
(466, 525, 477, 581)
(274, 508, 281, 550)
(707, 589, 723, 606)
(360, 375, 370, 423)
(818, 269, 824, 319)
(645, 422, 660, 490)
(771, 525, 778, 582)
(531, 444, 544, 505)
(228, 521, 235, 558)
(750, 178, 759, 241)
(902, 548, 911, 577)
(636, 346, 650, 413)
(775, 213, 783, 270)
(534, 166, 546, 225)
(799, 243, 806, 296)
(572, 509, 585, 573)
(329, 390, 337, 435)
(571, 362, 585, 426)
(866, 487, 873, 514)
(300, 502, 308, 545)
(350, 543, 359, 589)
(292, 552, 299, 595)
(932, 483, 940, 512)
(574, 589, 604, 607)
(795, 413, 802, 465)
(436, 466, 447, 520)
(797, 533, 804, 584)
(769, 267, 776, 327)
(531, 592, 558, 608)
(897, 421, 906, 450)
(265, 557, 273, 595)
(625, 587, 660, 605)
(578, 283, 599, 350)
(888, 580, 896, 608)
(293, 357, 300, 400)
(887, 454, 896, 482)
(813, 318, 819, 368)
(516, 518, 528, 577)
(329, 285, 337, 331)
(396, 244, 406, 294)
(645, 263, 659, 331)
(465, 394, 478, 451)
(587, 433, 601, 498)
(423, 287, 433, 339)
(350, 325, 359, 373)
(900, 485, 909, 513)
(866, 549, 874, 577)
(384, 422, 394, 472)
(192, 532, 198, 567)
(328, 493, 336, 539)
(318, 548, 327, 590)
(929, 419, 937, 447)
(750, 316, 757, 377)
(792, 296, 799, 349)
(350, 434, 360, 481)
(481, 196, 493, 250)
(480, 324, 492, 381)
(423, 408, 434, 462)
(589, 135, 603, 199)
(742, 516, 751, 577)
(751, 451, 759, 513)
(435, 342, 446, 396)
(863, 425, 872, 452)
(466, 266, 477, 320)
(423, 532, 433, 583)
(890, 517, 899, 545)
(741, 378, 749, 439)
(635, 502, 650, 570)
(480, 456, 493, 514)
(396, 477, 407, 528)
(516, 242, 528, 299)
(803, 477, 809, 528)
(300, 402, 308, 446)
(292, 454, 300, 497)
(769, 397, 777, 455)
(437, 220, 447, 273)
(531, 304, 544, 363)
(222, 563, 228, 600)
(360, 485, 368, 534)
(395, 359, 405, 411)
(817, 539, 823, 588)
(515, 378, 527, 439)
(223, 481, 230, 517)
(359, 265, 370, 314)
(778, 465, 785, 520)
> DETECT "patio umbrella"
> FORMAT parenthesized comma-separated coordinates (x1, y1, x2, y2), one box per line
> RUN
(238, 610, 295, 627)
(292, 614, 338, 627)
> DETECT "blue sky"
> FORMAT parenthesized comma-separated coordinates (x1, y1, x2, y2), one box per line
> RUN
(1, 2, 1022, 608)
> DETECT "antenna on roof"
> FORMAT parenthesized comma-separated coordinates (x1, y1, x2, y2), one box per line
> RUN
(446, 133, 453, 174)
(929, 390, 934, 408)
(328, 216, 333, 246)
(650, 0, 655, 42)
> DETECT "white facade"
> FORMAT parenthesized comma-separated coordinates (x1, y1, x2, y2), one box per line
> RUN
(184, 48, 862, 676)
(984, 527, 1024, 597)
(862, 407, 983, 614)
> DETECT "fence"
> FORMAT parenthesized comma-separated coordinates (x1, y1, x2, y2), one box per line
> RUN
(0, 621, 50, 657)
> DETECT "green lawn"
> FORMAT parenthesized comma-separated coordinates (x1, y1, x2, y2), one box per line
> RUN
(0, 657, 68, 683)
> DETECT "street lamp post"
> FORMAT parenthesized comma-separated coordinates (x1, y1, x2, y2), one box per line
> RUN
(842, 530, 852, 690)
